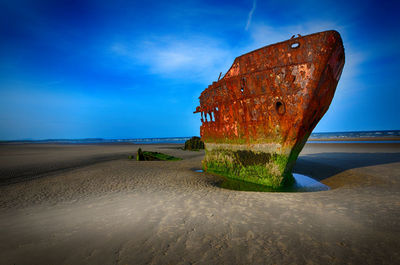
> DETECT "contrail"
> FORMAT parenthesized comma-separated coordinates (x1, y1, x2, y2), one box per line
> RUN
(245, 0, 257, 31)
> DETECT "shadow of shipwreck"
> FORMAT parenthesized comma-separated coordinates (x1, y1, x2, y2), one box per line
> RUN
(293, 152, 400, 181)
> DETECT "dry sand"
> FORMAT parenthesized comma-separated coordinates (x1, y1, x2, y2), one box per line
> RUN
(0, 142, 399, 264)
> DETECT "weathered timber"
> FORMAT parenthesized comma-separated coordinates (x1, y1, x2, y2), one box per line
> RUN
(194, 30, 345, 188)
(136, 149, 182, 161)
(184, 136, 205, 151)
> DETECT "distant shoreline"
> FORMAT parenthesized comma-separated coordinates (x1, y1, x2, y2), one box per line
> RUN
(1, 130, 399, 144)
(308, 137, 400, 142)
(1, 138, 400, 145)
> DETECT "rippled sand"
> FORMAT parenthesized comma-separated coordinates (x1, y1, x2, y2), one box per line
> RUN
(0, 143, 399, 264)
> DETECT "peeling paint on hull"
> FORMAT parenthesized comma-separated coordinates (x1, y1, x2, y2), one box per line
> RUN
(194, 30, 345, 188)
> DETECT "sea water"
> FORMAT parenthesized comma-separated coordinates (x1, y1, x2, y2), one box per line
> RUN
(2, 130, 399, 144)
(217, 173, 329, 192)
(193, 169, 329, 192)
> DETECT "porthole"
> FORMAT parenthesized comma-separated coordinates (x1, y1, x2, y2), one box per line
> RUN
(275, 101, 285, 115)
(290, 42, 300, 49)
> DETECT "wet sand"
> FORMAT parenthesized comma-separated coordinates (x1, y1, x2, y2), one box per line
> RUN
(0, 143, 399, 264)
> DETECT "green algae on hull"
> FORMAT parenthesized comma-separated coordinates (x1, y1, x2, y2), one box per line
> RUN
(203, 147, 295, 188)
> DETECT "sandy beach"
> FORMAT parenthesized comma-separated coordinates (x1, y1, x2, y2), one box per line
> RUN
(0, 142, 399, 264)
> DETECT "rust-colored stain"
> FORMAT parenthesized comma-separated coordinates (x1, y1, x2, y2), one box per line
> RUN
(194, 30, 345, 188)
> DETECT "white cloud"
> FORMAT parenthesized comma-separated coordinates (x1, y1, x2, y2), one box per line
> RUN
(245, 0, 257, 31)
(110, 36, 236, 84)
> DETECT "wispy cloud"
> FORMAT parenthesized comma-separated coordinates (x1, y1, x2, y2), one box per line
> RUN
(245, 0, 257, 31)
(110, 36, 236, 84)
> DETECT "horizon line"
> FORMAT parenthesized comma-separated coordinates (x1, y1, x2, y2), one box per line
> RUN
(1, 129, 399, 142)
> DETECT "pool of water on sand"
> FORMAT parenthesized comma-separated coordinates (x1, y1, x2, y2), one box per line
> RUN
(193, 169, 329, 192)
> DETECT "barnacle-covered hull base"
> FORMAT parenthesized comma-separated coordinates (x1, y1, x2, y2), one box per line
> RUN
(194, 30, 345, 188)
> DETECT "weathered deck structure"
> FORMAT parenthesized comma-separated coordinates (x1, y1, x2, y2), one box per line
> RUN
(194, 30, 345, 188)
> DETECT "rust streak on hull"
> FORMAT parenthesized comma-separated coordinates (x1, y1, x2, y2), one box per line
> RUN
(194, 30, 345, 188)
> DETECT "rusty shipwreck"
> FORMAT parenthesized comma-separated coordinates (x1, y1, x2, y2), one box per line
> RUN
(194, 30, 345, 188)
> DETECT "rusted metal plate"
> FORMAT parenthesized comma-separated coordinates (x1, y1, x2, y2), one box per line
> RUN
(194, 30, 345, 188)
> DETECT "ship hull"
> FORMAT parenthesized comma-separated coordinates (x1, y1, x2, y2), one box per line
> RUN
(195, 30, 345, 188)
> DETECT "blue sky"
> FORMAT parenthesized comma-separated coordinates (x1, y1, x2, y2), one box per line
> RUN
(0, 0, 399, 140)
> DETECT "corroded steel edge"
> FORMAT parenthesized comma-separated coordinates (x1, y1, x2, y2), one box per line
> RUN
(195, 30, 345, 188)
